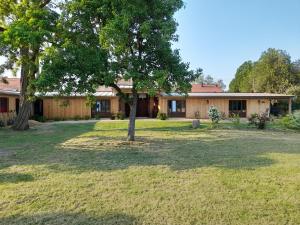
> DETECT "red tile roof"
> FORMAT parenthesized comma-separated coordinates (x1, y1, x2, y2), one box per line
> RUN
(0, 78, 20, 91)
(191, 84, 223, 93)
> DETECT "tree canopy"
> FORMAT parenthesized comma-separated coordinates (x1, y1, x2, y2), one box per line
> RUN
(193, 74, 226, 90)
(229, 48, 300, 96)
(38, 0, 201, 140)
(0, 0, 58, 130)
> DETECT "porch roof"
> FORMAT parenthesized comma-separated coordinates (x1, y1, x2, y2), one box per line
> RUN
(161, 92, 294, 99)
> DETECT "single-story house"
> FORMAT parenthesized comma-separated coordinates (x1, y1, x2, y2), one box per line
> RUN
(0, 78, 294, 120)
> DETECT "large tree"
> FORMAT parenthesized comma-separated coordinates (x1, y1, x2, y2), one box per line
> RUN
(38, 0, 200, 141)
(229, 49, 300, 94)
(229, 61, 253, 92)
(0, 0, 57, 130)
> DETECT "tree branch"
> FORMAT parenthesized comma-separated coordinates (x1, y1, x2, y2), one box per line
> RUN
(40, 0, 51, 8)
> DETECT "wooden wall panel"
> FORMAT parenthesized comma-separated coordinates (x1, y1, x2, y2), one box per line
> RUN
(0, 95, 18, 112)
(247, 99, 270, 117)
(110, 97, 119, 114)
(186, 98, 229, 119)
(43, 97, 91, 119)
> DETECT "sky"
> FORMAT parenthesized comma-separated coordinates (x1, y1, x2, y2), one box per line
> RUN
(173, 0, 300, 89)
(1, 0, 300, 89)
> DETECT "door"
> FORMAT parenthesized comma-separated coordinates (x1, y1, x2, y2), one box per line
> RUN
(136, 94, 149, 117)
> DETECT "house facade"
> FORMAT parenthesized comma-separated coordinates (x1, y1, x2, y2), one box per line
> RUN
(0, 78, 294, 120)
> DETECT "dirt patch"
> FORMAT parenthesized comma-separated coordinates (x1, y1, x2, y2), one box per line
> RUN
(29, 120, 43, 127)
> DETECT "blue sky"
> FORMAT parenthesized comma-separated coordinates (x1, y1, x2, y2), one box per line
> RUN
(173, 0, 300, 88)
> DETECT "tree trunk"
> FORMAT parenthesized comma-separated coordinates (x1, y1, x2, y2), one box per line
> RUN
(12, 47, 31, 131)
(127, 90, 138, 141)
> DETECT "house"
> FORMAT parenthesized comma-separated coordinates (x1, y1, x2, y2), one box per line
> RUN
(0, 78, 294, 120)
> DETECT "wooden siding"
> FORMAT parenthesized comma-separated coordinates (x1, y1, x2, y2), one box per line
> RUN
(43, 98, 91, 119)
(186, 98, 229, 119)
(159, 97, 271, 119)
(0, 95, 18, 112)
(246, 99, 270, 117)
(43, 97, 120, 119)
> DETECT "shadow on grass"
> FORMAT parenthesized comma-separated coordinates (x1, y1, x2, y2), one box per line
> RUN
(0, 173, 34, 183)
(0, 121, 300, 173)
(0, 212, 137, 225)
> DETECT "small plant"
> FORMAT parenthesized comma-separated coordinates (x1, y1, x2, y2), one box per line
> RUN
(31, 115, 46, 123)
(0, 120, 5, 127)
(248, 111, 269, 129)
(230, 113, 240, 126)
(194, 111, 200, 119)
(280, 110, 300, 130)
(84, 115, 90, 120)
(73, 115, 81, 121)
(110, 114, 116, 120)
(6, 118, 15, 126)
(157, 112, 168, 120)
(116, 111, 125, 120)
(208, 106, 221, 124)
(94, 114, 101, 120)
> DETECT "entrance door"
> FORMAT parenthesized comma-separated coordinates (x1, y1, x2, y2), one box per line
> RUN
(34, 99, 43, 116)
(136, 94, 149, 117)
(124, 94, 150, 117)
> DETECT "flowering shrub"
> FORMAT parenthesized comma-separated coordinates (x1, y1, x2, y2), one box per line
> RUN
(248, 111, 269, 129)
(208, 106, 221, 124)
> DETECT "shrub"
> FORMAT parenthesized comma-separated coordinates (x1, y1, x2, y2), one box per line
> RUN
(208, 106, 221, 124)
(73, 115, 81, 121)
(6, 118, 15, 126)
(280, 110, 300, 130)
(84, 115, 90, 120)
(31, 115, 46, 123)
(116, 111, 125, 120)
(194, 111, 200, 119)
(157, 112, 168, 120)
(110, 114, 116, 120)
(230, 113, 240, 126)
(94, 114, 101, 120)
(248, 111, 269, 129)
(0, 120, 5, 127)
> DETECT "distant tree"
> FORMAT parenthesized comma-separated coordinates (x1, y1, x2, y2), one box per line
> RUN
(0, 0, 57, 130)
(216, 79, 226, 90)
(193, 73, 226, 90)
(39, 0, 200, 141)
(229, 49, 300, 94)
(204, 75, 214, 85)
(229, 61, 253, 92)
(250, 48, 294, 93)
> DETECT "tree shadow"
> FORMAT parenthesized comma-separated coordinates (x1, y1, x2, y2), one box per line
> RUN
(0, 122, 300, 173)
(0, 212, 137, 225)
(0, 172, 34, 183)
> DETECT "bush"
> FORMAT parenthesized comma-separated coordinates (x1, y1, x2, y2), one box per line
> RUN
(84, 115, 90, 120)
(194, 111, 200, 119)
(6, 118, 15, 126)
(157, 112, 168, 120)
(110, 114, 116, 120)
(0, 120, 5, 127)
(116, 111, 125, 120)
(31, 115, 46, 123)
(280, 110, 300, 130)
(208, 106, 221, 124)
(248, 112, 269, 129)
(73, 115, 81, 121)
(230, 113, 240, 126)
(94, 114, 101, 120)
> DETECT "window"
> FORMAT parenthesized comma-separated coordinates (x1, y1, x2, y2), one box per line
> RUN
(0, 98, 8, 113)
(168, 100, 186, 117)
(95, 100, 110, 113)
(229, 100, 247, 117)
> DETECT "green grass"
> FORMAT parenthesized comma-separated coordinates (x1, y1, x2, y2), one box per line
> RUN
(0, 120, 299, 225)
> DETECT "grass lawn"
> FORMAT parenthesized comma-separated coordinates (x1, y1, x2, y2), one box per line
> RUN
(0, 120, 299, 225)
